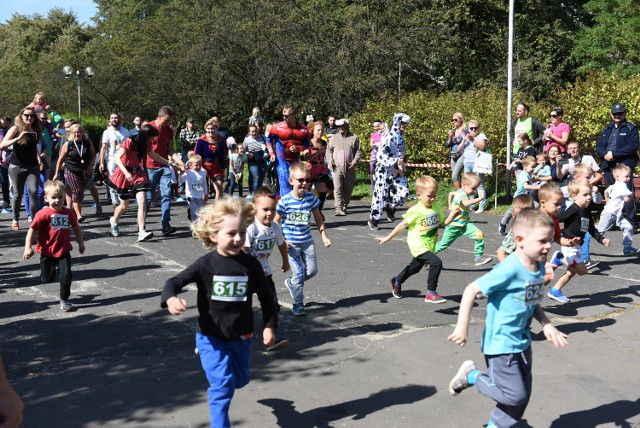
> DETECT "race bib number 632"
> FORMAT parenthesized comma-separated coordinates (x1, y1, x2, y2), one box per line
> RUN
(211, 275, 248, 302)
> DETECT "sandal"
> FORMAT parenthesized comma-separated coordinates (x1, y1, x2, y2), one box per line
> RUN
(11, 221, 19, 231)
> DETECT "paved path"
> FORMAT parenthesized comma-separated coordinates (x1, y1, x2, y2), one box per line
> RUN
(1, 200, 639, 427)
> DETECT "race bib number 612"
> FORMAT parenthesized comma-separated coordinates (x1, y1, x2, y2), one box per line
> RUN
(211, 275, 248, 302)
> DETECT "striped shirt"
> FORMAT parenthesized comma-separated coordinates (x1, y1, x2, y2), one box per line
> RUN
(276, 191, 320, 243)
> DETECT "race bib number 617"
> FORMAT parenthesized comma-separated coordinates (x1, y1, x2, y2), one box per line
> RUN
(211, 275, 248, 302)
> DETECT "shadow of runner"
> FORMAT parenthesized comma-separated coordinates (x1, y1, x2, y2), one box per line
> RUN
(258, 384, 437, 428)
(549, 397, 640, 428)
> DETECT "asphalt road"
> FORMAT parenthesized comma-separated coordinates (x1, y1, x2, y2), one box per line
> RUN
(1, 199, 639, 427)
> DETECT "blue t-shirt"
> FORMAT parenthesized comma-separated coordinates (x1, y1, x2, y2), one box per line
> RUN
(476, 253, 545, 355)
(276, 191, 320, 243)
(514, 171, 531, 197)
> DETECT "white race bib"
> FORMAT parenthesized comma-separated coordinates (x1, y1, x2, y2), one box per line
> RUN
(211, 275, 248, 302)
(192, 183, 203, 191)
(580, 217, 589, 233)
(287, 210, 311, 225)
(524, 278, 545, 306)
(51, 214, 70, 229)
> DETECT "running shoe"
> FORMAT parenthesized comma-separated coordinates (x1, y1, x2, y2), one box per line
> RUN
(424, 291, 446, 303)
(474, 256, 492, 266)
(391, 277, 402, 299)
(623, 247, 640, 255)
(449, 360, 477, 396)
(284, 278, 295, 299)
(583, 259, 600, 270)
(138, 230, 154, 242)
(549, 251, 564, 267)
(498, 223, 507, 236)
(292, 304, 306, 316)
(547, 288, 570, 303)
(109, 217, 120, 237)
(367, 219, 380, 231)
(60, 300, 74, 312)
(266, 338, 290, 352)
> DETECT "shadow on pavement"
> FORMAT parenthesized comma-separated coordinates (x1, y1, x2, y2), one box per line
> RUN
(549, 397, 640, 428)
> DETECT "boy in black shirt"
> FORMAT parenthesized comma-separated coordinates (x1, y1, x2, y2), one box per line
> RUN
(549, 179, 610, 303)
(161, 198, 276, 427)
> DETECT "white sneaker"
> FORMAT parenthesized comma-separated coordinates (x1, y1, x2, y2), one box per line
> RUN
(138, 230, 154, 242)
(109, 217, 119, 237)
(474, 256, 492, 266)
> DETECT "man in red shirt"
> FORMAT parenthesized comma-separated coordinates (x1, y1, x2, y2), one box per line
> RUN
(145, 106, 184, 235)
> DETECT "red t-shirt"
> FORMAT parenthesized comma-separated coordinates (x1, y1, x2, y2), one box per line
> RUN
(552, 215, 561, 242)
(31, 206, 78, 258)
(146, 121, 174, 169)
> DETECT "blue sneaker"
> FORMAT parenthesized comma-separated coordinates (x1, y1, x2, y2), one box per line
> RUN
(623, 247, 640, 255)
(176, 197, 186, 203)
(547, 288, 570, 303)
(292, 304, 306, 316)
(2, 208, 12, 214)
(550, 250, 564, 267)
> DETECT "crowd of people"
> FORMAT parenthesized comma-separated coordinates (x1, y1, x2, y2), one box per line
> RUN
(1, 93, 638, 427)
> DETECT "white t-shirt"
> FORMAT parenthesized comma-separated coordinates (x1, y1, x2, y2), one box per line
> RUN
(244, 220, 285, 276)
(562, 155, 600, 176)
(179, 169, 208, 199)
(603, 181, 632, 218)
(101, 126, 131, 171)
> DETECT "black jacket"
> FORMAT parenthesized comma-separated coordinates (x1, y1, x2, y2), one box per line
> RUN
(595, 120, 638, 171)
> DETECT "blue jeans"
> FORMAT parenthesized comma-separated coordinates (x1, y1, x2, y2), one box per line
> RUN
(146, 166, 172, 229)
(287, 240, 318, 306)
(228, 172, 243, 197)
(188, 197, 205, 221)
(196, 332, 251, 428)
(464, 161, 486, 211)
(247, 162, 265, 193)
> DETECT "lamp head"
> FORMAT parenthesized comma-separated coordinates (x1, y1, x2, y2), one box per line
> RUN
(85, 66, 95, 77)
(62, 65, 74, 77)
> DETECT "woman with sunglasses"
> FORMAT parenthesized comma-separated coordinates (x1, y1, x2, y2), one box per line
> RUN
(446, 112, 469, 190)
(543, 106, 570, 153)
(194, 117, 226, 200)
(0, 107, 42, 230)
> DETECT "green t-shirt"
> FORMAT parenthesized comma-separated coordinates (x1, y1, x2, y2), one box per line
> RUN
(513, 117, 533, 154)
(403, 201, 444, 256)
(450, 189, 470, 227)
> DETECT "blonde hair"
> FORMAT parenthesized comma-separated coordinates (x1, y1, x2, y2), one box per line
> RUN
(416, 175, 438, 192)
(521, 156, 537, 168)
(289, 161, 309, 176)
(33, 92, 46, 104)
(512, 194, 534, 211)
(512, 207, 554, 234)
(452, 112, 465, 128)
(188, 154, 202, 165)
(461, 172, 481, 188)
(612, 163, 631, 176)
(568, 178, 591, 197)
(538, 183, 563, 202)
(571, 163, 593, 179)
(43, 179, 65, 196)
(191, 198, 256, 249)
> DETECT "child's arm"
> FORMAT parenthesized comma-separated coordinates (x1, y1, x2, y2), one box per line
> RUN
(312, 208, 331, 247)
(496, 248, 508, 262)
(523, 181, 541, 191)
(533, 305, 568, 348)
(444, 207, 460, 226)
(460, 193, 484, 208)
(277, 241, 290, 272)
(447, 191, 456, 209)
(448, 281, 481, 347)
(72, 224, 85, 254)
(374, 219, 408, 244)
(23, 228, 36, 260)
(161, 261, 202, 315)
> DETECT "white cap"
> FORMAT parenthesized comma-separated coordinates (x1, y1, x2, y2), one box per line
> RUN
(306, 114, 314, 122)
(400, 114, 411, 123)
(335, 118, 349, 126)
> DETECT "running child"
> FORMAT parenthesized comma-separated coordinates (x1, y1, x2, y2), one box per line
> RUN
(375, 176, 449, 302)
(435, 172, 491, 266)
(499, 156, 541, 235)
(23, 180, 85, 312)
(596, 163, 638, 255)
(448, 208, 568, 428)
(229, 144, 248, 197)
(179, 154, 208, 221)
(161, 198, 276, 427)
(496, 194, 534, 262)
(244, 186, 291, 351)
(274, 162, 331, 316)
(550, 179, 610, 303)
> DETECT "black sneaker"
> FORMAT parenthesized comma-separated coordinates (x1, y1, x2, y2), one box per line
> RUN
(385, 205, 396, 222)
(498, 223, 507, 236)
(266, 338, 290, 352)
(584, 259, 600, 270)
(368, 219, 380, 230)
(391, 277, 402, 299)
(162, 226, 177, 236)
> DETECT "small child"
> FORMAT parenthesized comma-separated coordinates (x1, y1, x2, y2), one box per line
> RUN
(161, 198, 276, 427)
(244, 186, 291, 351)
(509, 133, 537, 172)
(448, 208, 568, 428)
(375, 176, 449, 303)
(23, 180, 85, 312)
(179, 154, 208, 221)
(550, 179, 611, 303)
(274, 162, 331, 316)
(496, 194, 534, 262)
(499, 156, 541, 235)
(533, 153, 550, 180)
(27, 92, 50, 114)
(435, 172, 492, 266)
(596, 164, 638, 255)
(248, 106, 264, 128)
(229, 144, 248, 197)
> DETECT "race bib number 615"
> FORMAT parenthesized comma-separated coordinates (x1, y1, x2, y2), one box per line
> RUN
(211, 275, 248, 302)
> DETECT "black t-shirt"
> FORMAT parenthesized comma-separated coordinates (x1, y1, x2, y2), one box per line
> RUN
(161, 251, 276, 340)
(10, 135, 39, 169)
(558, 203, 604, 245)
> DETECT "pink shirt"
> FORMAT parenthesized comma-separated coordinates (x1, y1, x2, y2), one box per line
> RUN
(543, 122, 570, 153)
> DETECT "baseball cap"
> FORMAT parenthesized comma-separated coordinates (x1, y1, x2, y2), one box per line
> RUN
(611, 103, 626, 114)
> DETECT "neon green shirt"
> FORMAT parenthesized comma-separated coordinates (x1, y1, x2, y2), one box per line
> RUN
(403, 201, 444, 256)
(450, 189, 470, 227)
(513, 117, 533, 153)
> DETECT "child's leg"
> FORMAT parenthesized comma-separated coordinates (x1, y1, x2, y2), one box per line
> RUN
(266, 275, 280, 334)
(581, 232, 591, 260)
(476, 349, 533, 428)
(135, 192, 147, 232)
(39, 255, 57, 283)
(58, 252, 72, 301)
(500, 207, 513, 226)
(195, 332, 251, 428)
(435, 226, 463, 254)
(596, 212, 616, 234)
(286, 242, 306, 306)
(300, 240, 318, 281)
(461, 223, 485, 257)
(421, 252, 443, 292)
(237, 174, 243, 197)
(228, 172, 236, 196)
(554, 263, 587, 291)
(396, 257, 424, 286)
(620, 217, 634, 251)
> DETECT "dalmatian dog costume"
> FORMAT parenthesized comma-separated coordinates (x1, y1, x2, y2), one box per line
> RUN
(369, 113, 410, 227)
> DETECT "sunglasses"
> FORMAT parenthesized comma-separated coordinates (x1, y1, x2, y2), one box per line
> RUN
(283, 114, 293, 119)
(205, 129, 215, 133)
(451, 118, 458, 122)
(469, 127, 478, 130)
(550, 114, 559, 118)
(292, 178, 309, 184)
(23, 114, 35, 119)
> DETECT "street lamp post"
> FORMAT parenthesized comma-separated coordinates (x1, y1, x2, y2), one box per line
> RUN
(62, 66, 95, 124)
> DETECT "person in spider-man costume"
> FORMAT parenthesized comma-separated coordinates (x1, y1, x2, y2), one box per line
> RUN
(266, 104, 311, 197)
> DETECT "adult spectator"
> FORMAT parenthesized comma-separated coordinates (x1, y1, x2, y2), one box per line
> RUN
(53, 123, 95, 222)
(324, 115, 338, 138)
(446, 112, 469, 190)
(537, 145, 568, 185)
(510, 102, 546, 153)
(178, 118, 200, 163)
(543, 106, 570, 153)
(557, 141, 603, 185)
(243, 124, 268, 194)
(100, 112, 131, 207)
(459, 120, 488, 213)
(129, 116, 142, 137)
(194, 117, 227, 199)
(328, 119, 361, 216)
(369, 120, 383, 188)
(0, 107, 42, 230)
(38, 110, 55, 178)
(266, 104, 311, 197)
(146, 106, 184, 236)
(0, 353, 24, 428)
(368, 113, 411, 230)
(0, 116, 12, 212)
(596, 102, 638, 215)
(305, 121, 330, 212)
